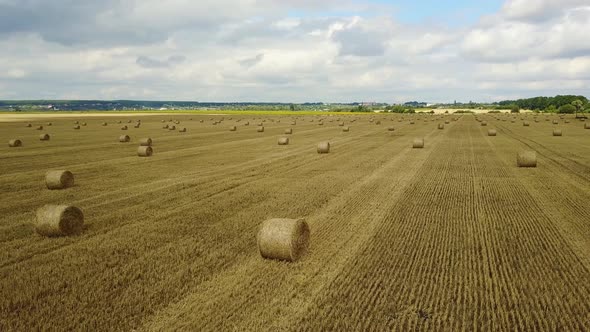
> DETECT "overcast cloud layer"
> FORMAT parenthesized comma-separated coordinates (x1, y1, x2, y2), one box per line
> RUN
(0, 0, 588, 103)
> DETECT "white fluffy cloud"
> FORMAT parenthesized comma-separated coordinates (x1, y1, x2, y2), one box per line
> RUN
(0, 0, 588, 102)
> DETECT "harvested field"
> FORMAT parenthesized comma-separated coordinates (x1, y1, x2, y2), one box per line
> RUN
(0, 112, 589, 331)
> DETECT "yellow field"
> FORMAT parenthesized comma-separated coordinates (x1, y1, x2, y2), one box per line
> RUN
(1, 113, 589, 330)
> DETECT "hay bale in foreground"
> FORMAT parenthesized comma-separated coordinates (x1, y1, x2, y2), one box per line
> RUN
(517, 151, 537, 167)
(488, 129, 497, 136)
(139, 138, 152, 146)
(138, 146, 153, 157)
(284, 128, 293, 134)
(119, 135, 130, 142)
(553, 129, 562, 136)
(278, 137, 289, 145)
(317, 142, 330, 154)
(481, 121, 487, 126)
(257, 126, 265, 132)
(8, 139, 22, 147)
(257, 218, 310, 262)
(584, 123, 590, 129)
(413, 138, 424, 148)
(45, 170, 74, 190)
(39, 133, 50, 141)
(342, 126, 350, 132)
(35, 205, 84, 237)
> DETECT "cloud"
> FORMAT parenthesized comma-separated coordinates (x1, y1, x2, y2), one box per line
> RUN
(0, 0, 588, 102)
(136, 55, 186, 68)
(463, 2, 590, 62)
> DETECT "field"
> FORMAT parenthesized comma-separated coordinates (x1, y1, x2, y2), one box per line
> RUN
(1, 112, 589, 331)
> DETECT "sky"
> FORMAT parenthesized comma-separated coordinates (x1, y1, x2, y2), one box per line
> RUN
(0, 0, 589, 103)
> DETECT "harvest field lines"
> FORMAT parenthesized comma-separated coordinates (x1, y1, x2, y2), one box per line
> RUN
(1, 113, 589, 330)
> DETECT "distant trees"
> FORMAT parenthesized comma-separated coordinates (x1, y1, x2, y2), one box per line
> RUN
(558, 104, 576, 114)
(510, 104, 520, 113)
(497, 95, 588, 111)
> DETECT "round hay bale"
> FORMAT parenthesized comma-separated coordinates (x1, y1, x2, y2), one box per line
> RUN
(317, 142, 330, 154)
(284, 128, 293, 134)
(438, 123, 444, 130)
(81, 122, 87, 126)
(134, 123, 141, 128)
(481, 121, 487, 126)
(388, 126, 395, 131)
(26, 123, 32, 127)
(445, 120, 450, 124)
(199, 120, 204, 123)
(74, 121, 79, 124)
(121, 125, 128, 130)
(584, 122, 590, 129)
(278, 137, 289, 145)
(257, 122, 263, 126)
(117, 120, 122, 124)
(47, 122, 52, 126)
(138, 146, 153, 157)
(36, 125, 44, 130)
(119, 135, 130, 142)
(127, 120, 132, 123)
(139, 138, 152, 146)
(291, 121, 296, 125)
(161, 120, 166, 123)
(35, 205, 84, 237)
(553, 129, 562, 136)
(45, 170, 74, 190)
(179, 127, 187, 132)
(410, 121, 415, 124)
(39, 133, 50, 141)
(488, 129, 497, 136)
(73, 125, 81, 130)
(318, 122, 324, 126)
(523, 121, 530, 126)
(257, 218, 309, 262)
(244, 121, 250, 126)
(8, 139, 22, 147)
(168, 125, 176, 130)
(163, 124, 169, 129)
(102, 122, 108, 126)
(375, 120, 381, 125)
(552, 120, 558, 124)
(517, 151, 537, 167)
(412, 138, 424, 148)
(342, 126, 350, 132)
(229, 126, 237, 131)
(257, 126, 265, 132)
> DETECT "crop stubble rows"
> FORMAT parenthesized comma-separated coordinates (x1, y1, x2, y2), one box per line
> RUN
(0, 113, 588, 331)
